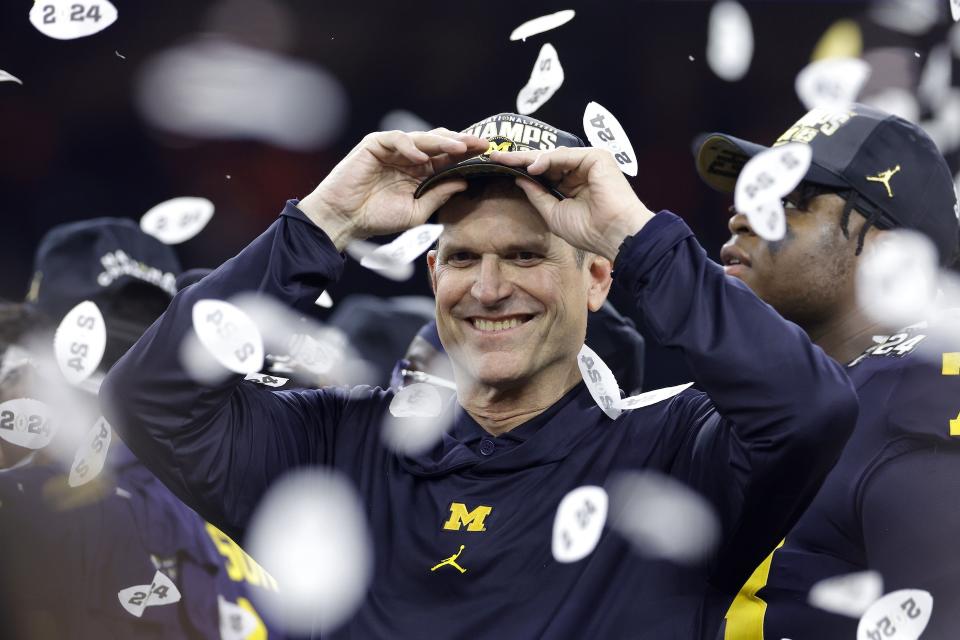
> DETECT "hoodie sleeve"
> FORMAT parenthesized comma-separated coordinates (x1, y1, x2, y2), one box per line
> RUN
(614, 211, 859, 592)
(100, 201, 362, 541)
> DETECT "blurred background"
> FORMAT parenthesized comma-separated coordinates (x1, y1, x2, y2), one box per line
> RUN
(2, 0, 958, 388)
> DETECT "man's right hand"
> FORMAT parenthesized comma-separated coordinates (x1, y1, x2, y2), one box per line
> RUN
(298, 129, 488, 250)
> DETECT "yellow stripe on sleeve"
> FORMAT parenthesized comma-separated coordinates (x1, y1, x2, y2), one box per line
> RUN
(723, 539, 785, 640)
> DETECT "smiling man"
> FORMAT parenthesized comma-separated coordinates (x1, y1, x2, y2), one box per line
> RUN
(102, 112, 857, 639)
(696, 103, 960, 639)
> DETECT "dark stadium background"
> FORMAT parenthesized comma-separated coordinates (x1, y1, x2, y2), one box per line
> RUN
(0, 0, 950, 388)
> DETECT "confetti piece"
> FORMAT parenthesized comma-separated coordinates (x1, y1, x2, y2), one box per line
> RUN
(809, 570, 883, 618)
(54, 301, 107, 385)
(551, 485, 608, 563)
(0, 70, 22, 85)
(577, 344, 622, 420)
(516, 43, 564, 116)
(617, 382, 694, 410)
(118, 570, 181, 618)
(29, 0, 118, 41)
(140, 197, 214, 245)
(608, 470, 719, 564)
(243, 372, 288, 387)
(952, 0, 960, 22)
(509, 10, 575, 41)
(68, 417, 111, 488)
(0, 398, 55, 450)
(190, 299, 265, 375)
(383, 383, 451, 455)
(246, 469, 372, 634)
(115, 50, 125, 59)
(361, 224, 443, 268)
(795, 57, 871, 110)
(399, 369, 457, 391)
(346, 239, 415, 281)
(857, 589, 932, 640)
(582, 102, 638, 177)
(856, 230, 939, 328)
(218, 596, 259, 640)
(707, 1, 753, 82)
(315, 290, 334, 308)
(734, 143, 812, 241)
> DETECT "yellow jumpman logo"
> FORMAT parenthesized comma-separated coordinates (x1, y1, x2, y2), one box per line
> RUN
(430, 545, 467, 574)
(865, 165, 901, 198)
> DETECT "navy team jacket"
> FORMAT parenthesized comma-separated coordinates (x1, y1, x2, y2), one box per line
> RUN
(0, 440, 284, 639)
(101, 201, 858, 639)
(723, 322, 960, 640)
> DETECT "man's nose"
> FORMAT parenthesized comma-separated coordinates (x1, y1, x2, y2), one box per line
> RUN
(727, 209, 754, 236)
(471, 255, 511, 306)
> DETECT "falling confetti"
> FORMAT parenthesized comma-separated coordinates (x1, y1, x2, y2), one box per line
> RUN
(706, 1, 753, 81)
(0, 398, 56, 450)
(0, 70, 23, 85)
(246, 469, 372, 635)
(54, 300, 107, 386)
(140, 197, 215, 245)
(382, 383, 451, 455)
(315, 290, 334, 308)
(734, 143, 812, 241)
(856, 230, 939, 328)
(618, 382, 694, 410)
(856, 589, 932, 640)
(190, 299, 265, 375)
(607, 470, 719, 564)
(359, 224, 443, 272)
(577, 344, 622, 420)
(808, 570, 883, 618)
(516, 43, 564, 116)
(218, 596, 259, 640)
(29, 0, 118, 41)
(582, 102, 638, 177)
(118, 570, 182, 617)
(509, 10, 575, 41)
(795, 57, 871, 110)
(551, 485, 608, 563)
(68, 417, 112, 487)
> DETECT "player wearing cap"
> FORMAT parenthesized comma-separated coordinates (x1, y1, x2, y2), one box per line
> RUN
(0, 219, 281, 639)
(103, 115, 857, 638)
(696, 104, 960, 638)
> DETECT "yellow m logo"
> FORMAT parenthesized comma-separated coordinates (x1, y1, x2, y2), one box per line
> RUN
(484, 140, 513, 155)
(442, 502, 493, 532)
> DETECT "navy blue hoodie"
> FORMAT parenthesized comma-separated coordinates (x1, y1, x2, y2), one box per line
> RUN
(101, 201, 858, 639)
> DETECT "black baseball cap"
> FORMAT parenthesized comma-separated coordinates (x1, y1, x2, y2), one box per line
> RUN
(414, 112, 586, 200)
(694, 103, 960, 264)
(26, 217, 181, 322)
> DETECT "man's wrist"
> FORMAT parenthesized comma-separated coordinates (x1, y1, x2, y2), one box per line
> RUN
(603, 205, 654, 263)
(297, 192, 361, 252)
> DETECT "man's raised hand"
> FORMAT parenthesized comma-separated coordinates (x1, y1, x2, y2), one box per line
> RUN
(490, 147, 655, 263)
(299, 129, 488, 250)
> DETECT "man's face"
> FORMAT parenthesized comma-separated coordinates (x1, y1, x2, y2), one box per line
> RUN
(720, 191, 862, 329)
(428, 185, 608, 389)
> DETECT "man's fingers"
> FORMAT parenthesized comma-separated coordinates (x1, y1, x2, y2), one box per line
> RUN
(415, 178, 469, 220)
(372, 131, 484, 164)
(514, 177, 559, 220)
(491, 147, 602, 182)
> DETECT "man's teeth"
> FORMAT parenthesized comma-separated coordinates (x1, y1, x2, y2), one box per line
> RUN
(728, 258, 741, 265)
(472, 317, 525, 332)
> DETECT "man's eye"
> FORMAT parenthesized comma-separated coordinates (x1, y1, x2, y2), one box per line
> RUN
(782, 198, 799, 210)
(446, 252, 475, 264)
(509, 251, 541, 263)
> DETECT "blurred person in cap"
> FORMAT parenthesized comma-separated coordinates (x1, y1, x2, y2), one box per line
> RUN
(0, 218, 281, 639)
(103, 113, 857, 638)
(697, 103, 960, 638)
(392, 301, 645, 397)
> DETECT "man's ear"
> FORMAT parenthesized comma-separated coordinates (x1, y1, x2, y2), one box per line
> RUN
(586, 255, 613, 312)
(427, 250, 438, 295)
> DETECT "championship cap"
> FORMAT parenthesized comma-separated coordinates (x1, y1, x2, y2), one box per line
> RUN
(26, 217, 181, 322)
(694, 103, 960, 264)
(414, 112, 586, 200)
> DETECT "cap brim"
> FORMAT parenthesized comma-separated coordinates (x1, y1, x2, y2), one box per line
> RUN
(414, 158, 565, 200)
(694, 132, 849, 193)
